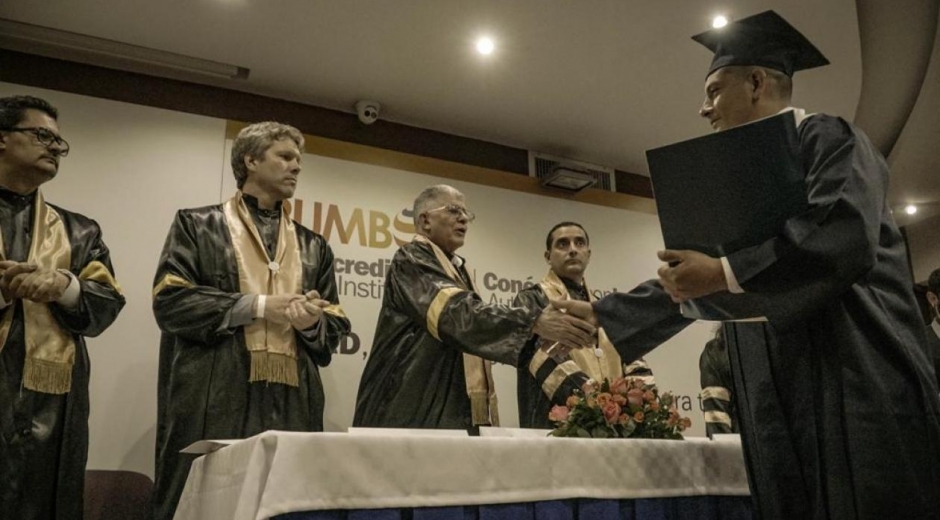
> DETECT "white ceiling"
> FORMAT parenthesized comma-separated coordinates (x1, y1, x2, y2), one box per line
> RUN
(1, 0, 936, 223)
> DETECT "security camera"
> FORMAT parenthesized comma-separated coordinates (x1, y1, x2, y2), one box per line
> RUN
(355, 100, 380, 125)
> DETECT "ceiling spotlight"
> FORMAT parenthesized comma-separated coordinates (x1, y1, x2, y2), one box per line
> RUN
(904, 204, 918, 215)
(476, 37, 495, 55)
(712, 15, 729, 29)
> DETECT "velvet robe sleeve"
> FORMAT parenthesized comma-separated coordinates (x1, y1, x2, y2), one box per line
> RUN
(513, 286, 589, 407)
(699, 338, 736, 436)
(49, 213, 125, 336)
(152, 209, 242, 345)
(592, 279, 694, 363)
(387, 245, 540, 365)
(725, 115, 887, 325)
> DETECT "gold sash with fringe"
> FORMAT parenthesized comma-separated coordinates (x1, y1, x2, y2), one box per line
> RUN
(414, 235, 499, 426)
(223, 192, 302, 387)
(0, 190, 75, 394)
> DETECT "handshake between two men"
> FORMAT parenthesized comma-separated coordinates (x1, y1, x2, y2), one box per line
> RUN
(529, 247, 730, 360)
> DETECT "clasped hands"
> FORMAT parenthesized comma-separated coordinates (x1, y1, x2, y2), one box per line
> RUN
(656, 249, 728, 303)
(0, 261, 71, 303)
(533, 300, 599, 360)
(262, 290, 331, 330)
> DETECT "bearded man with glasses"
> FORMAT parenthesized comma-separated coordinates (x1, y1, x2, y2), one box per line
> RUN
(0, 95, 125, 520)
(354, 184, 597, 431)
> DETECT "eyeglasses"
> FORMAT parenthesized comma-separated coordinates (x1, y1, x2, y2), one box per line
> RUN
(1, 127, 70, 157)
(425, 204, 476, 222)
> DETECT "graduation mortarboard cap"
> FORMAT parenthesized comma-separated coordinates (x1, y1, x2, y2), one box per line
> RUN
(692, 10, 829, 78)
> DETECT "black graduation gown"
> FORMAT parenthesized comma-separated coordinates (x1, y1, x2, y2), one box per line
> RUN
(927, 323, 940, 386)
(699, 337, 738, 436)
(0, 190, 125, 520)
(353, 240, 540, 429)
(151, 203, 350, 520)
(596, 114, 940, 520)
(513, 283, 590, 430)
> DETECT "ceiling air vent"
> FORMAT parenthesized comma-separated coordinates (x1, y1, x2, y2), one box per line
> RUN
(528, 152, 616, 193)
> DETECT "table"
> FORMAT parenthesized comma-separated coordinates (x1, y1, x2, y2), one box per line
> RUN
(173, 431, 752, 520)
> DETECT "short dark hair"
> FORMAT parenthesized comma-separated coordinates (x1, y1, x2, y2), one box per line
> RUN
(545, 221, 589, 251)
(723, 66, 792, 101)
(928, 268, 940, 295)
(0, 95, 59, 129)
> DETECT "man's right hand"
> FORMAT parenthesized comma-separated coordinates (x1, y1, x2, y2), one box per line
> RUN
(0, 261, 17, 302)
(532, 305, 596, 350)
(263, 294, 305, 324)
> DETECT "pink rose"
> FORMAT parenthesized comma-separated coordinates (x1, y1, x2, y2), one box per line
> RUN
(643, 390, 655, 403)
(633, 411, 645, 423)
(610, 377, 627, 395)
(613, 394, 627, 406)
(566, 395, 580, 408)
(603, 402, 621, 424)
(618, 413, 631, 426)
(581, 381, 597, 395)
(680, 417, 692, 430)
(627, 389, 644, 407)
(548, 405, 570, 423)
(596, 392, 612, 407)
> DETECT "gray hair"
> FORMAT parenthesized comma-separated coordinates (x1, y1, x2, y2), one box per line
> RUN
(412, 184, 462, 224)
(231, 122, 305, 189)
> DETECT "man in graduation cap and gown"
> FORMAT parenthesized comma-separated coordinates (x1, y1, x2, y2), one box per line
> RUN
(354, 185, 597, 430)
(556, 10, 940, 520)
(514, 221, 656, 429)
(0, 95, 125, 520)
(152, 122, 350, 520)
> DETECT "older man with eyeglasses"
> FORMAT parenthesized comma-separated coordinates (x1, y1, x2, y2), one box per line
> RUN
(0, 95, 125, 520)
(354, 184, 596, 430)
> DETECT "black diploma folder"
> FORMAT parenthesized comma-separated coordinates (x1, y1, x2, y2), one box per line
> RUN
(645, 111, 807, 320)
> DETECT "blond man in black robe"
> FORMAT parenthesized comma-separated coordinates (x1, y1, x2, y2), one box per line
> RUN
(152, 122, 350, 520)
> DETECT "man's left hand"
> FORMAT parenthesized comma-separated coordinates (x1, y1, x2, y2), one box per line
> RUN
(657, 249, 727, 302)
(0, 263, 71, 303)
(286, 296, 330, 331)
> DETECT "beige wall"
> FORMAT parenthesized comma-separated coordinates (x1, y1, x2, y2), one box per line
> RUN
(1, 82, 713, 478)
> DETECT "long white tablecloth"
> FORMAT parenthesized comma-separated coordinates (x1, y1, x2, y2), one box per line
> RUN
(173, 431, 749, 520)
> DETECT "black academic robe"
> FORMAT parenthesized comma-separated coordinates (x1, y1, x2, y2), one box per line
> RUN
(514, 284, 589, 429)
(353, 240, 540, 429)
(927, 322, 940, 386)
(0, 190, 125, 520)
(699, 337, 738, 436)
(596, 114, 940, 520)
(152, 203, 350, 520)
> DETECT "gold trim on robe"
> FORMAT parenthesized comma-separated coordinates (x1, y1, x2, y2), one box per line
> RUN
(223, 191, 303, 387)
(0, 190, 75, 394)
(414, 234, 499, 426)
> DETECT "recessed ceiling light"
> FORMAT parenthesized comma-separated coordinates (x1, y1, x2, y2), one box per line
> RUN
(905, 204, 918, 215)
(476, 37, 495, 55)
(712, 15, 729, 29)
